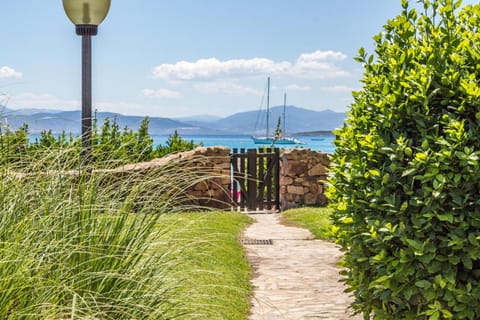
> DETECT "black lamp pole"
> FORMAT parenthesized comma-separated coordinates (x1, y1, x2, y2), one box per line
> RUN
(77, 25, 97, 162)
(63, 0, 110, 164)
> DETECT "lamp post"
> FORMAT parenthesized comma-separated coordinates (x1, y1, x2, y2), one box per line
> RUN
(63, 0, 111, 163)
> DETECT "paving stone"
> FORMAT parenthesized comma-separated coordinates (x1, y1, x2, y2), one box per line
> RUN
(243, 213, 362, 320)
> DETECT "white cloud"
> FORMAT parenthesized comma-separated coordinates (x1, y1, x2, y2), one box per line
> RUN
(142, 88, 183, 99)
(193, 81, 263, 96)
(292, 50, 349, 78)
(153, 58, 290, 81)
(320, 85, 357, 93)
(9, 92, 79, 110)
(286, 84, 312, 91)
(297, 50, 347, 62)
(151, 50, 349, 81)
(0, 66, 23, 79)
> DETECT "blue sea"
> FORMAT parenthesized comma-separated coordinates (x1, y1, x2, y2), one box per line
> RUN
(152, 134, 336, 154)
(29, 134, 336, 154)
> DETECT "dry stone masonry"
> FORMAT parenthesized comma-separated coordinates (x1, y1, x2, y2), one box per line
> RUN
(180, 147, 330, 210)
(110, 146, 330, 211)
(184, 146, 232, 209)
(280, 149, 330, 210)
(107, 146, 232, 210)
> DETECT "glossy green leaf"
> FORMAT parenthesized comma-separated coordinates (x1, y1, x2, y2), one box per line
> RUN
(328, 1, 480, 318)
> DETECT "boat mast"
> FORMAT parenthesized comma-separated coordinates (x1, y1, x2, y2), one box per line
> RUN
(283, 93, 287, 137)
(266, 77, 270, 138)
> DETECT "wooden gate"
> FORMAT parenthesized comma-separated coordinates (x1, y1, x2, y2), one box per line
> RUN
(230, 148, 280, 212)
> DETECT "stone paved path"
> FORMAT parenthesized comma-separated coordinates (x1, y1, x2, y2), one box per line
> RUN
(242, 213, 362, 320)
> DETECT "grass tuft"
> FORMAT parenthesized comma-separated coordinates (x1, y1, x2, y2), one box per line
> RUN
(156, 212, 253, 320)
(0, 141, 253, 319)
(281, 207, 336, 241)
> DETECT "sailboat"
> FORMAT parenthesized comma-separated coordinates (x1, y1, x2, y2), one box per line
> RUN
(251, 77, 303, 145)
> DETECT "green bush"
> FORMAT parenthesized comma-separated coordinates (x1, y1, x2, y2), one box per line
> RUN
(329, 1, 480, 319)
(0, 124, 29, 165)
(156, 130, 200, 157)
(0, 115, 201, 169)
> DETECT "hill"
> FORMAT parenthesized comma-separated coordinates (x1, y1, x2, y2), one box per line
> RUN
(0, 108, 227, 135)
(211, 106, 346, 134)
(0, 105, 346, 135)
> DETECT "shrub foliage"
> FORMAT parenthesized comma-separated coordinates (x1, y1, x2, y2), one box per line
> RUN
(0, 115, 200, 168)
(329, 1, 480, 319)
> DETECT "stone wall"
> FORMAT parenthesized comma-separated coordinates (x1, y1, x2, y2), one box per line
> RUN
(279, 149, 330, 210)
(111, 146, 329, 211)
(109, 146, 232, 210)
(184, 146, 232, 209)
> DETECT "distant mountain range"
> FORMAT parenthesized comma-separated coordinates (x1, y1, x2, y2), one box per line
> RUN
(0, 105, 346, 135)
(208, 106, 346, 135)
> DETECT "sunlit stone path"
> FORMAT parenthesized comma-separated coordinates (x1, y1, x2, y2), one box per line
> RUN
(242, 213, 362, 320)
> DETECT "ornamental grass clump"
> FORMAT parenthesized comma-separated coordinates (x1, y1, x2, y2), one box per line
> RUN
(0, 142, 208, 319)
(329, 0, 480, 319)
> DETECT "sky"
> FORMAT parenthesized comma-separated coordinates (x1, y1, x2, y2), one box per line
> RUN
(0, 1, 476, 119)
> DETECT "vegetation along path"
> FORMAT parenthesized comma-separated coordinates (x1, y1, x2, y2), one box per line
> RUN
(242, 213, 361, 320)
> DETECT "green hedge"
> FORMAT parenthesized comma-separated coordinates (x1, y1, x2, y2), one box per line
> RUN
(329, 1, 480, 319)
(0, 116, 200, 169)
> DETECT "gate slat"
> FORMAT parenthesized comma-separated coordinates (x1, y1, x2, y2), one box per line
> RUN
(239, 149, 246, 209)
(266, 153, 273, 210)
(247, 149, 257, 211)
(231, 148, 239, 206)
(230, 147, 280, 212)
(274, 148, 280, 211)
(258, 153, 265, 211)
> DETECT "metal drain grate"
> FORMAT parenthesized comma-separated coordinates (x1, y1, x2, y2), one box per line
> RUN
(241, 238, 273, 245)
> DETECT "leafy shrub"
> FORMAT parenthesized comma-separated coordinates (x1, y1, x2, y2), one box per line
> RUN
(156, 130, 200, 157)
(0, 115, 200, 169)
(0, 123, 29, 165)
(90, 115, 155, 165)
(329, 1, 480, 319)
